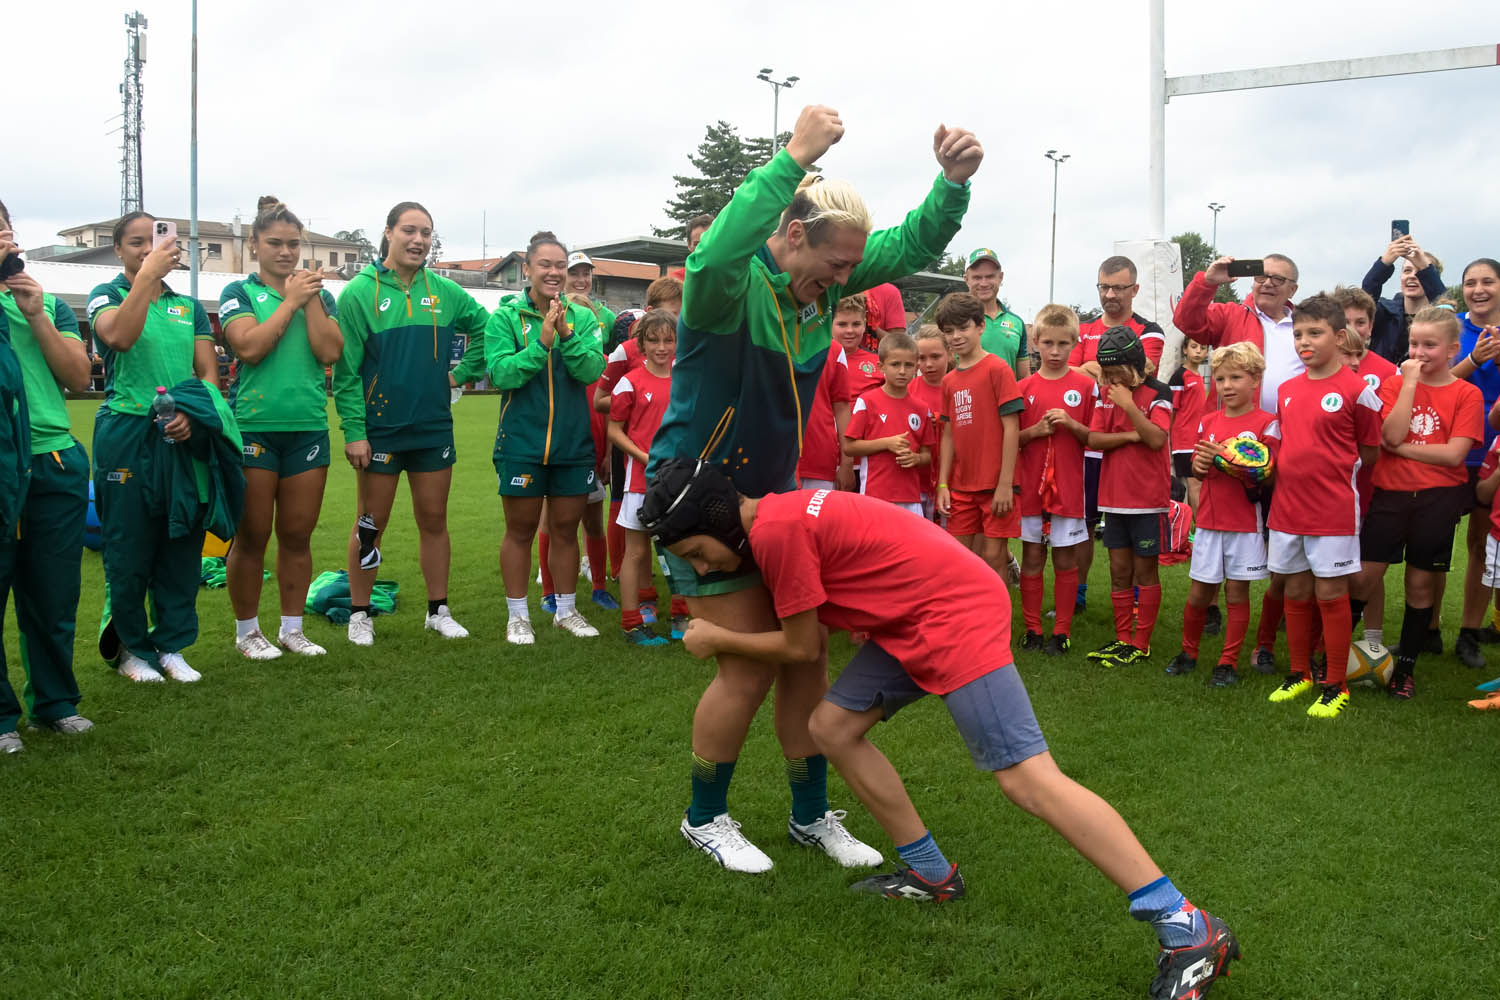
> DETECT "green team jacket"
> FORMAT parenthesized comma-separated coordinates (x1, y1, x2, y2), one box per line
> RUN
(157, 378, 245, 541)
(649, 148, 970, 496)
(332, 262, 488, 451)
(485, 292, 605, 465)
(0, 312, 32, 534)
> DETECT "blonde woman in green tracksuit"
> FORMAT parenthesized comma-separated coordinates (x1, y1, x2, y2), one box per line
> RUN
(332, 201, 489, 648)
(486, 231, 607, 645)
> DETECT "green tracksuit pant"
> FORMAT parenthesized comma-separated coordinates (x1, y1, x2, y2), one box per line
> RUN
(15, 443, 88, 724)
(93, 410, 203, 664)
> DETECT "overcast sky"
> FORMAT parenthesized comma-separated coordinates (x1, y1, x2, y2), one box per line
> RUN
(8, 0, 1496, 317)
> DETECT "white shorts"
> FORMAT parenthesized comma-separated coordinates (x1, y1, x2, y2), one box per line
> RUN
(616, 491, 647, 531)
(888, 501, 923, 517)
(801, 478, 835, 492)
(1482, 535, 1500, 588)
(1020, 515, 1089, 547)
(921, 494, 935, 522)
(1190, 527, 1270, 584)
(1267, 529, 1361, 578)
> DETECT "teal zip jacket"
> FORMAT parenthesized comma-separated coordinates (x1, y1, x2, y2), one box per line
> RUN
(154, 379, 244, 541)
(485, 291, 605, 465)
(333, 262, 489, 451)
(0, 312, 32, 534)
(649, 148, 970, 496)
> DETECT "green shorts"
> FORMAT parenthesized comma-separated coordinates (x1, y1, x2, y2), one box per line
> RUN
(241, 430, 331, 477)
(495, 459, 597, 498)
(368, 442, 456, 475)
(661, 549, 763, 597)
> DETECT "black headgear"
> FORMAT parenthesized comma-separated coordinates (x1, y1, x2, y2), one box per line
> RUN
(640, 459, 752, 562)
(1096, 325, 1147, 374)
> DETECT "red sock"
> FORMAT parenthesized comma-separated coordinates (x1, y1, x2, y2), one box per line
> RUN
(639, 586, 659, 605)
(1134, 584, 1162, 650)
(539, 532, 555, 595)
(670, 594, 689, 617)
(1221, 601, 1251, 667)
(1318, 596, 1352, 686)
(1256, 591, 1284, 652)
(1285, 598, 1314, 679)
(586, 536, 608, 590)
(1110, 590, 1134, 643)
(621, 607, 643, 630)
(1053, 569, 1079, 637)
(1019, 573, 1045, 635)
(608, 501, 625, 578)
(1182, 602, 1207, 659)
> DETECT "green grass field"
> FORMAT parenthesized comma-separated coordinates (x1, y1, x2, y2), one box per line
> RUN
(2, 398, 1498, 999)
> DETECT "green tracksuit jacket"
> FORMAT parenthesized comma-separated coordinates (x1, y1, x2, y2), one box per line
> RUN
(333, 262, 488, 451)
(485, 291, 606, 466)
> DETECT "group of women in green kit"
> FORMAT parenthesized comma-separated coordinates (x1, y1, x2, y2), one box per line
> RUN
(0, 195, 612, 753)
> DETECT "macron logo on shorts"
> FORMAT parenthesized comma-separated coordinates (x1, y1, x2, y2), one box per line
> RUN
(805, 489, 831, 517)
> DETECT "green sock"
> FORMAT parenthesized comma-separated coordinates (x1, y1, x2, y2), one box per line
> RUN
(687, 753, 736, 827)
(787, 754, 829, 826)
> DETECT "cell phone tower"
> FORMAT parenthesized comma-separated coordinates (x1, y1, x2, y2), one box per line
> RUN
(120, 11, 147, 216)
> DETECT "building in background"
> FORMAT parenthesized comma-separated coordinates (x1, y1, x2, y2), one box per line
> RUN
(43, 216, 366, 274)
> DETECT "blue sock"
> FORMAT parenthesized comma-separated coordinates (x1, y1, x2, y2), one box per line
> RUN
(1077, 583, 1088, 604)
(896, 831, 952, 884)
(1128, 876, 1205, 948)
(687, 754, 736, 827)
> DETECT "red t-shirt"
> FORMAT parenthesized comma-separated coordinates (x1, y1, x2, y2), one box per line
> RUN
(846, 347, 884, 399)
(1194, 408, 1281, 533)
(1355, 351, 1397, 395)
(588, 383, 609, 465)
(1071, 313, 1166, 370)
(608, 366, 673, 492)
(940, 353, 1023, 492)
(845, 387, 938, 504)
(1017, 370, 1095, 518)
(907, 377, 944, 497)
(1268, 367, 1383, 536)
(796, 345, 851, 483)
(1373, 375, 1485, 491)
(752, 489, 1010, 694)
(600, 338, 644, 397)
(1170, 368, 1208, 456)
(1090, 381, 1173, 513)
(864, 282, 906, 332)
(1480, 438, 1500, 540)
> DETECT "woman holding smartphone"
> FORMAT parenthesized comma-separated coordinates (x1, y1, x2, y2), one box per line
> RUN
(220, 196, 344, 659)
(87, 212, 222, 684)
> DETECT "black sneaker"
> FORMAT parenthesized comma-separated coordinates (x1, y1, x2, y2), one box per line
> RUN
(1252, 647, 1277, 675)
(1043, 634, 1071, 656)
(1476, 625, 1500, 645)
(1020, 630, 1045, 652)
(851, 864, 965, 902)
(1165, 652, 1197, 676)
(1456, 630, 1486, 670)
(1388, 670, 1415, 701)
(1202, 605, 1223, 637)
(1149, 910, 1240, 1000)
(1209, 664, 1238, 687)
(1088, 639, 1134, 661)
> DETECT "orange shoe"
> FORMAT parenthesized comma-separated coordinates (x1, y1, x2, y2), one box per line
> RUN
(1467, 691, 1500, 711)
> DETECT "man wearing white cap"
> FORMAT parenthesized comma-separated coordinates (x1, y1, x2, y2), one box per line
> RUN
(963, 248, 1029, 378)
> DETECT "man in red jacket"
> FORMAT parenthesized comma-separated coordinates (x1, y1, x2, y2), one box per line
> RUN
(1173, 254, 1301, 413)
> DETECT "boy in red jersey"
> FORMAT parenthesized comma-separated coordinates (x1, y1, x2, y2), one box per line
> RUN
(1168, 344, 1279, 685)
(934, 293, 1023, 578)
(833, 293, 884, 402)
(1168, 338, 1212, 510)
(1015, 306, 1095, 655)
(843, 332, 934, 516)
(1470, 436, 1500, 709)
(795, 342, 853, 492)
(1086, 327, 1174, 667)
(642, 461, 1239, 1000)
(608, 310, 681, 646)
(1265, 295, 1383, 718)
(907, 325, 949, 518)
(1355, 306, 1482, 701)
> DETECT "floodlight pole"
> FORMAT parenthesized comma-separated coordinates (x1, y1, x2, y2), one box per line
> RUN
(1045, 150, 1069, 303)
(757, 69, 799, 153)
(1147, 2, 1497, 239)
(1208, 202, 1225, 255)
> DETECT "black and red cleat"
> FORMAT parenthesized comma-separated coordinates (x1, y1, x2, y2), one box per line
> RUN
(1149, 910, 1240, 999)
(850, 863, 965, 902)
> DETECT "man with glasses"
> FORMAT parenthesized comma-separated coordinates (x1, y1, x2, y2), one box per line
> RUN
(1174, 254, 1301, 413)
(963, 249, 1030, 378)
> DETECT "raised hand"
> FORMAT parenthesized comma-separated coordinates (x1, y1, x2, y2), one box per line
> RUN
(933, 125, 983, 184)
(783, 105, 844, 170)
(1204, 256, 1234, 285)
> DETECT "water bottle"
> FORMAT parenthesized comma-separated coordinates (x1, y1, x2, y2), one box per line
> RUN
(151, 386, 177, 444)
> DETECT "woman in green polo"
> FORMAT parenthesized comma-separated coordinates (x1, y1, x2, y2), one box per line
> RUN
(87, 212, 221, 684)
(220, 196, 344, 660)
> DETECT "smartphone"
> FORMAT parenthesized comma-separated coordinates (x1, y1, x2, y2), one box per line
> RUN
(0, 252, 23, 281)
(153, 220, 178, 249)
(1391, 220, 1410, 240)
(1226, 259, 1264, 279)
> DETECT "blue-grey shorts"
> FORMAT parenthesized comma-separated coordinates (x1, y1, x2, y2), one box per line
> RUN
(825, 641, 1048, 771)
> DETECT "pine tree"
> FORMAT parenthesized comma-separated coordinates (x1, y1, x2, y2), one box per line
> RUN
(1173, 231, 1239, 303)
(655, 123, 791, 238)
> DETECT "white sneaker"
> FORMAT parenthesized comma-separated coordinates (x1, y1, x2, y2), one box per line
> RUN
(578, 555, 591, 581)
(506, 618, 535, 645)
(681, 812, 774, 873)
(1007, 553, 1022, 587)
(0, 731, 23, 754)
(277, 629, 327, 656)
(424, 605, 470, 639)
(347, 611, 374, 647)
(236, 629, 283, 661)
(788, 809, 884, 868)
(119, 654, 164, 683)
(158, 652, 202, 683)
(553, 610, 600, 637)
(29, 715, 94, 735)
